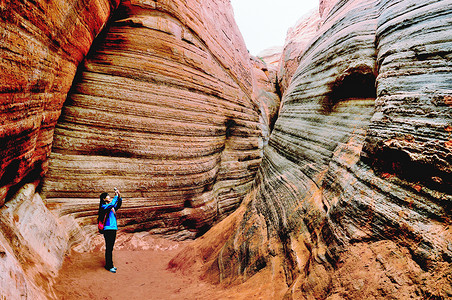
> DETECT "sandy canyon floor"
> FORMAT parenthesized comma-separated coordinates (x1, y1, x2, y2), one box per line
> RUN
(53, 233, 277, 300)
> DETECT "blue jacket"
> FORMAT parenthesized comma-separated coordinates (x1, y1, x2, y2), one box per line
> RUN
(101, 195, 122, 230)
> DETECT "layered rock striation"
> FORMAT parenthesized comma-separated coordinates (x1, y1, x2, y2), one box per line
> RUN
(277, 8, 320, 96)
(1, 0, 451, 298)
(1, 0, 266, 298)
(1, 1, 119, 298)
(0, 0, 120, 205)
(41, 0, 263, 238)
(171, 0, 452, 298)
(251, 52, 282, 144)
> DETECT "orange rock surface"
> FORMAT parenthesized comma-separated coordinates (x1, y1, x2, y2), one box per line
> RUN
(0, 0, 120, 204)
(1, 0, 265, 297)
(1, 0, 451, 299)
(277, 8, 320, 96)
(172, 0, 452, 298)
(40, 0, 262, 238)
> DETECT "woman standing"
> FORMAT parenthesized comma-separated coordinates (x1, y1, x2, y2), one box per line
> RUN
(98, 188, 122, 273)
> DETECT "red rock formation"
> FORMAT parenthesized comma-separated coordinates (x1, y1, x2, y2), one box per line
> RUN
(171, 0, 452, 298)
(0, 0, 263, 297)
(1, 1, 119, 298)
(41, 0, 262, 238)
(1, 0, 451, 298)
(0, 0, 120, 205)
(278, 8, 320, 96)
(1, 0, 264, 296)
(250, 53, 281, 143)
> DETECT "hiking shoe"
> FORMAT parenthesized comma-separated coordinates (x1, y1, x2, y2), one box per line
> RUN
(113, 267, 117, 270)
(107, 267, 116, 273)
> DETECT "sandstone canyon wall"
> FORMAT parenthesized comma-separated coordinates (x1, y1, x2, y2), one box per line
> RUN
(40, 0, 263, 239)
(1, 0, 451, 299)
(1, 1, 120, 298)
(251, 51, 282, 144)
(0, 0, 268, 298)
(277, 8, 320, 96)
(171, 0, 452, 298)
(0, 0, 119, 204)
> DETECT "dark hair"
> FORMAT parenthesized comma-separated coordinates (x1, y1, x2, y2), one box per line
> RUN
(100, 192, 109, 202)
(98, 192, 109, 221)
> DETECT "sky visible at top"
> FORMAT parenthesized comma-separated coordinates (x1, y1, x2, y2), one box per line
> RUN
(230, 0, 318, 55)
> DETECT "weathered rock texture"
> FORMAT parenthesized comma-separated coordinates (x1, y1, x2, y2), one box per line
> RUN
(0, 0, 120, 205)
(277, 8, 320, 96)
(1, 0, 264, 297)
(171, 0, 452, 298)
(1, 0, 452, 298)
(1, 1, 119, 298)
(251, 53, 281, 144)
(0, 183, 72, 299)
(41, 0, 262, 238)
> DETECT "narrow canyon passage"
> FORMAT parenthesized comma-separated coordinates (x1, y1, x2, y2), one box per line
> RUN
(1, 0, 450, 298)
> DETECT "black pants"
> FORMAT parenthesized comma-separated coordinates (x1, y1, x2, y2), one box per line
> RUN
(103, 230, 117, 269)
